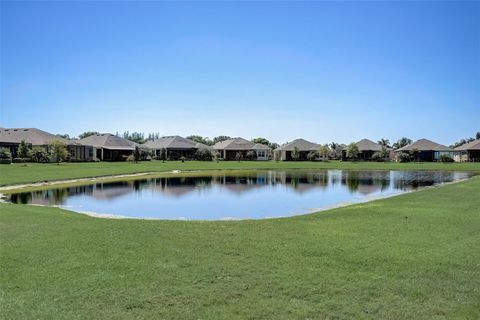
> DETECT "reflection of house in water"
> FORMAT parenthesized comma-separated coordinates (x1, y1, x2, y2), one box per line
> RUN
(10, 188, 71, 205)
(355, 184, 383, 195)
(212, 175, 266, 195)
(64, 182, 136, 201)
(341, 171, 390, 194)
(147, 177, 214, 198)
(268, 171, 330, 194)
(91, 185, 134, 200)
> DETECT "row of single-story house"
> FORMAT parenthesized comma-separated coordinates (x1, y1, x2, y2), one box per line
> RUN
(1, 127, 479, 162)
(0, 128, 94, 161)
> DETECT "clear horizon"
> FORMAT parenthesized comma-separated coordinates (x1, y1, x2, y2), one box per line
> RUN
(1, 1, 479, 145)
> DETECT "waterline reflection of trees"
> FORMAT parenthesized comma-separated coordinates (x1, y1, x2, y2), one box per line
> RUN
(8, 170, 472, 204)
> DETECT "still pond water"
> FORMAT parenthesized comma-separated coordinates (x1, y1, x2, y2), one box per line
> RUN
(7, 170, 473, 220)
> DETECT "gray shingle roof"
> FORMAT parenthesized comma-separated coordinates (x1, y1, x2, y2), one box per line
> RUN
(77, 133, 135, 150)
(195, 142, 212, 150)
(143, 136, 199, 149)
(454, 139, 480, 151)
(212, 137, 256, 150)
(355, 139, 383, 151)
(276, 138, 320, 151)
(0, 128, 68, 145)
(252, 143, 271, 150)
(396, 139, 452, 152)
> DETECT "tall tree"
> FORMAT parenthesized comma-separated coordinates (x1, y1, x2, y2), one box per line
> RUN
(147, 132, 161, 140)
(319, 144, 330, 161)
(186, 135, 213, 146)
(251, 137, 270, 146)
(410, 148, 419, 162)
(392, 137, 412, 149)
(78, 131, 99, 139)
(49, 140, 68, 164)
(476, 132, 480, 140)
(291, 147, 300, 161)
(213, 136, 231, 144)
(346, 143, 359, 161)
(252, 137, 278, 150)
(133, 146, 140, 163)
(18, 140, 30, 158)
(329, 142, 343, 159)
(378, 138, 391, 148)
(123, 131, 145, 144)
(56, 134, 70, 140)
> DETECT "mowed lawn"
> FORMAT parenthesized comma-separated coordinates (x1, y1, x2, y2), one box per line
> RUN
(1, 176, 479, 319)
(1, 160, 480, 186)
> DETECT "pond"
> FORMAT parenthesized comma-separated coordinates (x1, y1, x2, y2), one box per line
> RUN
(6, 170, 474, 220)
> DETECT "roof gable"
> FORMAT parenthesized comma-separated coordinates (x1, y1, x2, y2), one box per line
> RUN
(252, 143, 271, 150)
(277, 138, 319, 151)
(396, 138, 452, 152)
(78, 133, 135, 149)
(212, 137, 255, 150)
(355, 139, 383, 151)
(144, 136, 197, 149)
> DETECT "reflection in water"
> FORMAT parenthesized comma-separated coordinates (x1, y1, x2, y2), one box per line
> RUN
(8, 170, 473, 220)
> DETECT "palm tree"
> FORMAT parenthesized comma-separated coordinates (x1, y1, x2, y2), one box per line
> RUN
(291, 147, 300, 161)
(319, 144, 330, 161)
(392, 137, 412, 149)
(378, 138, 390, 148)
(346, 143, 359, 161)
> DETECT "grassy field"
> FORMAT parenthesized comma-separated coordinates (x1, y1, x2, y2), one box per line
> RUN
(1, 160, 480, 186)
(1, 176, 479, 319)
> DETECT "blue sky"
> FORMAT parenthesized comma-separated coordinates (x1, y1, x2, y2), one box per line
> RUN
(1, 1, 479, 145)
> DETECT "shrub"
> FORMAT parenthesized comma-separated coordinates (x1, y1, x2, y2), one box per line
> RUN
(180, 156, 186, 163)
(0, 148, 12, 164)
(13, 158, 31, 163)
(371, 152, 384, 162)
(245, 150, 256, 161)
(213, 151, 221, 162)
(291, 147, 300, 161)
(273, 151, 280, 162)
(346, 143, 359, 161)
(126, 154, 135, 162)
(235, 152, 243, 162)
(319, 145, 330, 161)
(134, 147, 141, 162)
(396, 151, 411, 163)
(410, 148, 419, 162)
(30, 147, 50, 163)
(439, 154, 454, 162)
(159, 148, 167, 162)
(307, 151, 319, 161)
(18, 140, 31, 158)
(195, 149, 213, 161)
(49, 139, 68, 164)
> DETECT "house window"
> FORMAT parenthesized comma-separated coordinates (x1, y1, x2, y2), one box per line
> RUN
(257, 151, 266, 158)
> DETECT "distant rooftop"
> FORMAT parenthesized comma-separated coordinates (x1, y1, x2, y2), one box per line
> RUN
(0, 128, 68, 145)
(396, 138, 452, 152)
(77, 133, 135, 150)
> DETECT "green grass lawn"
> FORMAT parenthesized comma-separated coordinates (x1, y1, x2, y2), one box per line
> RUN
(1, 176, 479, 319)
(1, 160, 480, 186)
